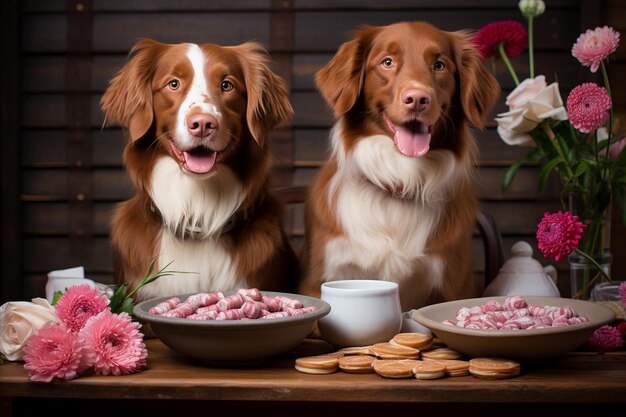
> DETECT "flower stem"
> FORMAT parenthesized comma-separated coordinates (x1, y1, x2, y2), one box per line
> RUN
(124, 259, 195, 301)
(600, 60, 612, 98)
(528, 15, 535, 78)
(600, 60, 614, 181)
(498, 42, 520, 86)
(572, 248, 612, 299)
(541, 122, 575, 179)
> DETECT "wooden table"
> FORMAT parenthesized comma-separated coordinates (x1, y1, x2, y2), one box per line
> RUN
(1, 338, 625, 416)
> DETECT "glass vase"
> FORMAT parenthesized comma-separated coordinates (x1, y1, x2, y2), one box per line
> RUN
(567, 193, 612, 299)
(568, 251, 612, 300)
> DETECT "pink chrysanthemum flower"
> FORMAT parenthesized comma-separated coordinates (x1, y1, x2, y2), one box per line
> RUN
(572, 26, 620, 73)
(566, 83, 612, 133)
(54, 284, 109, 332)
(585, 325, 625, 352)
(620, 281, 626, 307)
(473, 20, 527, 61)
(80, 310, 147, 376)
(536, 211, 585, 261)
(23, 324, 92, 382)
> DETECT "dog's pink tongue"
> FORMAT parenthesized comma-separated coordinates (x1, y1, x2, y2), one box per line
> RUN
(183, 151, 217, 174)
(393, 124, 430, 157)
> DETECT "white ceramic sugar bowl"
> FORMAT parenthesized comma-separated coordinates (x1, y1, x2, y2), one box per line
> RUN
(482, 241, 560, 297)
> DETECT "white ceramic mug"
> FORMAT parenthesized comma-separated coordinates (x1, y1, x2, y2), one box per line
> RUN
(317, 280, 402, 348)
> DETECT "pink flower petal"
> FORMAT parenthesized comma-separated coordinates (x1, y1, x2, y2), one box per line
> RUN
(54, 284, 110, 332)
(23, 324, 92, 382)
(473, 20, 527, 61)
(572, 26, 620, 73)
(585, 325, 625, 352)
(80, 310, 147, 376)
(536, 211, 585, 261)
(566, 83, 612, 133)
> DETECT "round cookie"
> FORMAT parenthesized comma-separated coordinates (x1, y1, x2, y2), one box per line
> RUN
(337, 345, 373, 356)
(295, 354, 340, 374)
(390, 332, 433, 350)
(426, 359, 470, 377)
(373, 359, 421, 379)
(370, 342, 420, 360)
(412, 361, 447, 380)
(469, 357, 521, 379)
(338, 355, 376, 373)
(421, 347, 462, 360)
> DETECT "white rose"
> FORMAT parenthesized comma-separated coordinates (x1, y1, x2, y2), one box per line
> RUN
(505, 75, 547, 109)
(495, 76, 569, 146)
(0, 298, 58, 361)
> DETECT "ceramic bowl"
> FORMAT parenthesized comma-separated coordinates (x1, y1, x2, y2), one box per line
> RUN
(134, 291, 330, 366)
(412, 296, 615, 360)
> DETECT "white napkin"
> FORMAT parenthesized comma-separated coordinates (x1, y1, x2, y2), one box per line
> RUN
(48, 266, 86, 279)
(45, 266, 96, 301)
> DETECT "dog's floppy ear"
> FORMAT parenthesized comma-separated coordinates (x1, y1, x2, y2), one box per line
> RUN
(315, 25, 380, 117)
(101, 38, 165, 142)
(234, 42, 293, 146)
(451, 30, 500, 130)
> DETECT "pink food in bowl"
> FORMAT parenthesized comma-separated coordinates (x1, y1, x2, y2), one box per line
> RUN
(442, 296, 589, 330)
(148, 288, 316, 320)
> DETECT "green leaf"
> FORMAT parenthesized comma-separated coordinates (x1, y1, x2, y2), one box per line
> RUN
(538, 157, 563, 192)
(555, 133, 573, 164)
(502, 160, 525, 191)
(117, 298, 136, 318)
(501, 148, 543, 191)
(573, 160, 589, 178)
(50, 290, 64, 306)
(107, 283, 129, 314)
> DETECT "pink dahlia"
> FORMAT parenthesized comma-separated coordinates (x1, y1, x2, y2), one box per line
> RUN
(54, 284, 109, 332)
(566, 83, 612, 133)
(23, 324, 92, 382)
(473, 20, 527, 61)
(572, 26, 620, 73)
(80, 310, 147, 376)
(585, 325, 625, 352)
(536, 211, 585, 261)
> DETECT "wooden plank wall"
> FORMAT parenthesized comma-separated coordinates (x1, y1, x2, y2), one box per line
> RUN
(2, 0, 623, 303)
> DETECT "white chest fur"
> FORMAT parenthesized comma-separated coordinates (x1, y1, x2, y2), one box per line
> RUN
(139, 157, 248, 298)
(150, 157, 246, 239)
(323, 127, 462, 307)
(139, 232, 245, 300)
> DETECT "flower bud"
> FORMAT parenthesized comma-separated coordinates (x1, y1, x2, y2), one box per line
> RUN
(519, 0, 545, 18)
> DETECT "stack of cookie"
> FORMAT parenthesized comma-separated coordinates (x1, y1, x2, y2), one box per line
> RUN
(294, 332, 520, 380)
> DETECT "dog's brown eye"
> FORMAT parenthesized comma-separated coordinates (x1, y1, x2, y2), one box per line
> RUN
(381, 57, 394, 68)
(221, 80, 234, 92)
(434, 60, 446, 71)
(168, 79, 180, 90)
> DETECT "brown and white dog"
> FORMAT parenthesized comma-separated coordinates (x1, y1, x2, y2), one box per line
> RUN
(101, 39, 297, 301)
(298, 22, 500, 311)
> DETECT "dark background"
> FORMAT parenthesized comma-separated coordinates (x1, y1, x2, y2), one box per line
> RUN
(2, 0, 625, 303)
